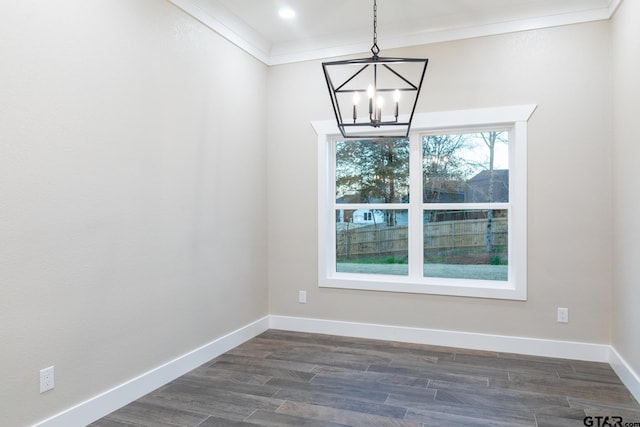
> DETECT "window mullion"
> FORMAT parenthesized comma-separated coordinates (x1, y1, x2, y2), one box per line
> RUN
(421, 202, 510, 210)
(409, 131, 423, 278)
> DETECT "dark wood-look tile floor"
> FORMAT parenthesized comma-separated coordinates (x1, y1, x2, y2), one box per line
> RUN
(91, 330, 640, 427)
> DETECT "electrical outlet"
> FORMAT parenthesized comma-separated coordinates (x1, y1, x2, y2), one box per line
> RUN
(557, 307, 569, 323)
(40, 366, 55, 393)
(298, 290, 307, 304)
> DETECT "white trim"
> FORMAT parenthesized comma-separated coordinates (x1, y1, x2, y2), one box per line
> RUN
(609, 347, 640, 404)
(409, 131, 424, 278)
(168, 0, 270, 65)
(271, 313, 637, 402)
(608, 0, 623, 18)
(511, 120, 528, 301)
(29, 315, 639, 425)
(311, 105, 538, 137)
(270, 315, 611, 363)
(268, 6, 618, 65)
(313, 105, 536, 301)
(33, 317, 270, 427)
(169, 0, 620, 66)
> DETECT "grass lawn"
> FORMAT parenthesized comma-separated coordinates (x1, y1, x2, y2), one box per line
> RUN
(336, 263, 507, 281)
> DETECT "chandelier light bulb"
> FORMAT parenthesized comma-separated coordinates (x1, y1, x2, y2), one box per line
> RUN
(367, 84, 375, 99)
(352, 92, 360, 122)
(375, 95, 384, 123)
(393, 89, 400, 118)
(367, 85, 375, 116)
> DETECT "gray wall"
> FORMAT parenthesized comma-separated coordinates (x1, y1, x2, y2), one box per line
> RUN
(267, 22, 613, 343)
(0, 1, 268, 425)
(612, 0, 640, 382)
(2, 1, 638, 425)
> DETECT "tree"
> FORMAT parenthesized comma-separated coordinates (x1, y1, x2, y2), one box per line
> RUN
(480, 131, 508, 252)
(422, 134, 478, 204)
(335, 138, 410, 225)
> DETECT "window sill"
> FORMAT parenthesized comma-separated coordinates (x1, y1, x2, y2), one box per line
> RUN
(321, 272, 526, 300)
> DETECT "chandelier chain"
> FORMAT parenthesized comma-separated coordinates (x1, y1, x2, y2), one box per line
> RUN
(321, 0, 429, 138)
(371, 0, 380, 57)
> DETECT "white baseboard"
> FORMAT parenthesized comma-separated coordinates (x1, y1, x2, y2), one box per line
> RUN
(34, 316, 270, 427)
(269, 315, 611, 362)
(33, 314, 640, 426)
(609, 347, 640, 404)
(271, 315, 640, 403)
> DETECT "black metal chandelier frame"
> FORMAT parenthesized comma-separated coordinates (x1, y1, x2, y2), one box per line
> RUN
(322, 0, 428, 139)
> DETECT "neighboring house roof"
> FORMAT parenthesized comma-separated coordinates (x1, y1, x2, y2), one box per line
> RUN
(423, 178, 466, 203)
(466, 169, 509, 203)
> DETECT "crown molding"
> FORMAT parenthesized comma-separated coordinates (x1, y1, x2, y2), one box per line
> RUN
(170, 0, 622, 66)
(169, 0, 270, 64)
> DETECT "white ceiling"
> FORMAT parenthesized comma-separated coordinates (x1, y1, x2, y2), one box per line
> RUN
(169, 0, 620, 65)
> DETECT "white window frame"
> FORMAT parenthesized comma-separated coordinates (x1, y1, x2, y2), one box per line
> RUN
(312, 105, 536, 300)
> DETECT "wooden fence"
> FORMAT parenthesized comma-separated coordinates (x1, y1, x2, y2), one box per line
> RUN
(336, 217, 508, 260)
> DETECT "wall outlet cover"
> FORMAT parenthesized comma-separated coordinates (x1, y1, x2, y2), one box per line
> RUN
(40, 366, 55, 393)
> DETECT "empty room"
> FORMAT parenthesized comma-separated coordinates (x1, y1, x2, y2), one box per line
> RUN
(1, 0, 639, 426)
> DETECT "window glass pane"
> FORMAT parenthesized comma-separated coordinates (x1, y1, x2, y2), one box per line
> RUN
(336, 139, 409, 204)
(336, 209, 408, 275)
(424, 209, 508, 281)
(423, 131, 508, 203)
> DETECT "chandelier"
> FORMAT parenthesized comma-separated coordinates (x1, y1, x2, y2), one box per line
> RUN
(322, 0, 429, 139)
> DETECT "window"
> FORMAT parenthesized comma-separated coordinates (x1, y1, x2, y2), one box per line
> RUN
(313, 105, 535, 300)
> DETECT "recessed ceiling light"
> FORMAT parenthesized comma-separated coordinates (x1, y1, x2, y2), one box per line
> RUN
(279, 8, 296, 19)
